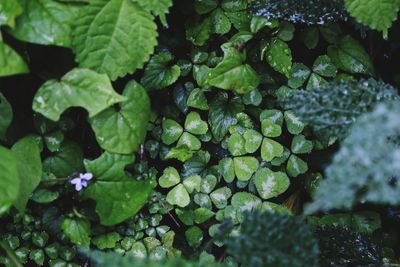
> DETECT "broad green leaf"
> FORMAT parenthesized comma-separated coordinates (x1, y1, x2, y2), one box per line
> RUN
(161, 119, 183, 145)
(177, 132, 202, 150)
(312, 55, 337, 77)
(207, 43, 260, 94)
(221, 0, 247, 12)
(253, 168, 289, 200)
(243, 129, 263, 153)
(225, 10, 252, 31)
(165, 146, 194, 162)
(130, 242, 148, 258)
(328, 35, 374, 75)
(0, 146, 19, 215)
(33, 68, 126, 121)
(277, 22, 295, 41)
(0, 0, 23, 27)
(166, 184, 190, 208)
(261, 202, 292, 215)
(187, 88, 209, 110)
(194, 193, 212, 209)
(159, 167, 180, 188)
(43, 141, 84, 177)
(89, 80, 150, 154)
(173, 82, 193, 113)
(265, 38, 292, 78)
(345, 0, 400, 38)
(11, 136, 42, 213)
(219, 158, 235, 183)
(0, 92, 12, 139)
(261, 138, 284, 162)
(61, 217, 91, 248)
(209, 8, 231, 34)
(194, 208, 214, 224)
(250, 16, 270, 33)
(183, 175, 201, 194)
(31, 188, 59, 203)
(84, 152, 156, 225)
(291, 135, 313, 154)
(210, 187, 231, 209)
(229, 133, 246, 156)
(141, 52, 181, 90)
(286, 154, 308, 177)
(92, 232, 121, 249)
(306, 73, 328, 90)
(288, 63, 310, 89)
(242, 89, 262, 106)
(10, 0, 79, 47)
(231, 192, 261, 212)
(300, 27, 319, 49)
(185, 226, 203, 248)
(186, 17, 211, 46)
(195, 0, 217, 14)
(284, 111, 305, 135)
(184, 112, 208, 135)
(73, 0, 158, 80)
(260, 109, 284, 126)
(201, 175, 217, 194)
(233, 156, 259, 181)
(261, 119, 282, 137)
(0, 42, 29, 77)
(209, 92, 244, 141)
(44, 131, 64, 152)
(132, 0, 173, 26)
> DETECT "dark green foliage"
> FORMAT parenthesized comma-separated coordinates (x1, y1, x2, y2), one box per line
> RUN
(316, 226, 382, 267)
(222, 212, 319, 267)
(249, 0, 348, 25)
(279, 79, 399, 140)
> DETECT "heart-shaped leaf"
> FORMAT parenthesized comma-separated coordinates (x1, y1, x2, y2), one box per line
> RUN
(312, 55, 337, 77)
(233, 156, 259, 181)
(242, 89, 262, 106)
(44, 131, 64, 152)
(306, 73, 328, 90)
(210, 187, 232, 209)
(177, 132, 202, 150)
(61, 217, 91, 248)
(261, 138, 284, 162)
(288, 63, 310, 89)
(185, 226, 203, 248)
(166, 184, 190, 208)
(0, 42, 29, 77)
(253, 168, 290, 200)
(260, 109, 284, 126)
(261, 119, 282, 137)
(243, 129, 263, 153)
(194, 208, 215, 224)
(183, 175, 201, 193)
(286, 154, 308, 177)
(184, 112, 208, 135)
(161, 119, 183, 145)
(229, 133, 246, 156)
(201, 175, 217, 194)
(194, 193, 212, 209)
(187, 88, 209, 110)
(0, 0, 23, 28)
(231, 192, 262, 212)
(219, 158, 235, 183)
(159, 167, 180, 188)
(284, 111, 305, 135)
(291, 135, 313, 154)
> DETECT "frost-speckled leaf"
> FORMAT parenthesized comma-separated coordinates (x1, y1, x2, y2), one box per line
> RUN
(183, 175, 201, 193)
(177, 132, 202, 150)
(61, 217, 91, 248)
(0, 146, 19, 216)
(184, 112, 208, 135)
(288, 63, 310, 89)
(260, 109, 284, 126)
(92, 232, 121, 249)
(166, 184, 190, 208)
(284, 111, 305, 135)
(187, 88, 209, 110)
(161, 119, 183, 145)
(10, 0, 79, 47)
(33, 68, 126, 122)
(0, 42, 29, 77)
(243, 129, 263, 153)
(0, 92, 13, 139)
(306, 73, 328, 90)
(0, 0, 22, 27)
(159, 167, 180, 189)
(253, 168, 289, 200)
(219, 158, 235, 183)
(84, 152, 156, 225)
(201, 175, 217, 194)
(312, 55, 337, 77)
(287, 154, 308, 177)
(261, 138, 284, 162)
(266, 38, 292, 78)
(242, 89, 262, 106)
(72, 0, 158, 80)
(261, 119, 282, 137)
(89, 81, 150, 154)
(210, 187, 232, 209)
(291, 135, 313, 154)
(229, 133, 246, 156)
(231, 192, 261, 212)
(233, 156, 259, 181)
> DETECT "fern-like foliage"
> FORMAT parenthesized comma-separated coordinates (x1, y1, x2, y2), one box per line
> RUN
(316, 226, 382, 267)
(249, 0, 348, 25)
(222, 211, 319, 267)
(279, 79, 399, 140)
(306, 101, 400, 213)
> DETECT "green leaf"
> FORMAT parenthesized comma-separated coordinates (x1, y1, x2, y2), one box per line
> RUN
(209, 8, 231, 34)
(219, 158, 235, 183)
(253, 168, 289, 200)
(84, 152, 156, 225)
(165, 146, 194, 162)
(61, 217, 91, 248)
(186, 17, 211, 46)
(265, 38, 292, 78)
(242, 89, 262, 106)
(209, 93, 244, 141)
(141, 52, 181, 90)
(0, 92, 13, 139)
(261, 119, 282, 137)
(312, 55, 337, 77)
(43, 141, 84, 177)
(159, 167, 180, 189)
(187, 88, 209, 110)
(161, 119, 183, 145)
(327, 35, 374, 75)
(261, 138, 284, 162)
(0, 0, 23, 27)
(291, 135, 313, 154)
(166, 184, 190, 208)
(344, 0, 400, 38)
(89, 80, 150, 154)
(0, 41, 29, 77)
(185, 226, 203, 248)
(44, 131, 64, 152)
(260, 109, 284, 126)
(210, 187, 231, 209)
(284, 111, 305, 135)
(184, 112, 208, 135)
(72, 0, 158, 80)
(195, 0, 218, 14)
(29, 249, 45, 266)
(207, 43, 260, 94)
(243, 129, 263, 153)
(33, 68, 126, 122)
(31, 188, 59, 204)
(10, 0, 79, 47)
(177, 132, 202, 150)
(201, 175, 217, 194)
(11, 136, 42, 213)
(229, 133, 246, 156)
(194, 208, 214, 224)
(92, 232, 121, 249)
(233, 156, 259, 181)
(288, 63, 311, 89)
(183, 175, 201, 194)
(231, 192, 261, 212)
(286, 154, 308, 177)
(132, 0, 173, 26)
(306, 73, 328, 90)
(0, 146, 19, 215)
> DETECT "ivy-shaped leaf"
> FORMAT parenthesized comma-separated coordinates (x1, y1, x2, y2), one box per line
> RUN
(72, 0, 158, 80)
(61, 217, 91, 248)
(92, 232, 121, 249)
(0, 0, 23, 27)
(229, 133, 246, 156)
(207, 43, 260, 94)
(253, 168, 290, 200)
(89, 80, 150, 154)
(0, 146, 19, 215)
(33, 68, 126, 122)
(0, 92, 13, 139)
(0, 42, 29, 77)
(219, 158, 235, 183)
(141, 52, 181, 90)
(84, 152, 156, 226)
(288, 63, 311, 89)
(10, 0, 79, 47)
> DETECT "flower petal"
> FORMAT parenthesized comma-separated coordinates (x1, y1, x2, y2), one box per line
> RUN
(70, 178, 81, 185)
(80, 172, 93, 180)
(81, 180, 88, 188)
(75, 182, 83, 191)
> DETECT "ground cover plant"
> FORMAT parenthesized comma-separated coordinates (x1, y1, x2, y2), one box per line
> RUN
(1, 0, 400, 266)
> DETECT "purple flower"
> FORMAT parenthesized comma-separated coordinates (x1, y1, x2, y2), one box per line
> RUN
(70, 173, 93, 191)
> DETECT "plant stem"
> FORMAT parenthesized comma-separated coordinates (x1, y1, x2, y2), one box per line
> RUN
(41, 177, 69, 184)
(0, 240, 23, 267)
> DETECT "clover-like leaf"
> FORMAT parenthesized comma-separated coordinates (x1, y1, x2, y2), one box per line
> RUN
(260, 109, 284, 126)
(0, 92, 13, 139)
(165, 146, 194, 162)
(261, 138, 284, 162)
(231, 192, 262, 212)
(233, 156, 259, 181)
(166, 184, 190, 208)
(187, 88, 209, 110)
(194, 208, 215, 224)
(185, 226, 203, 248)
(286, 154, 308, 177)
(254, 168, 290, 200)
(243, 129, 263, 153)
(92, 232, 121, 249)
(210, 187, 232, 209)
(0, 146, 19, 216)
(207, 43, 260, 94)
(219, 158, 235, 183)
(184, 112, 208, 135)
(159, 167, 180, 188)
(0, 42, 29, 77)
(229, 133, 246, 156)
(84, 152, 156, 225)
(177, 132, 202, 150)
(291, 135, 313, 154)
(73, 0, 158, 80)
(242, 89, 262, 106)
(284, 111, 305, 135)
(183, 175, 201, 194)
(61, 217, 91, 248)
(141, 52, 181, 90)
(306, 73, 328, 90)
(161, 119, 183, 145)
(33, 68, 126, 122)
(288, 63, 311, 89)
(89, 80, 150, 154)
(312, 55, 337, 77)
(201, 175, 217, 194)
(261, 119, 282, 137)
(265, 38, 292, 78)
